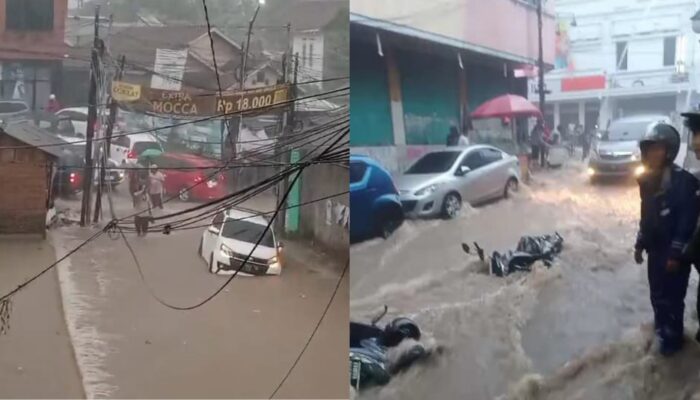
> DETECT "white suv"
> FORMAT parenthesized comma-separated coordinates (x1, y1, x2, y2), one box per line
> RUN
(199, 208, 284, 276)
(110, 132, 162, 165)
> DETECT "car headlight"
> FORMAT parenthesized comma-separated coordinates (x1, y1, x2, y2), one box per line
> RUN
(269, 255, 278, 265)
(415, 183, 440, 197)
(220, 243, 235, 258)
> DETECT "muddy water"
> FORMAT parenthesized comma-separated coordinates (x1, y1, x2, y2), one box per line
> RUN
(350, 163, 700, 400)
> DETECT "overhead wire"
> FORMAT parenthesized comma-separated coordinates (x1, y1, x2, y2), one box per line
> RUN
(268, 258, 348, 399)
(0, 86, 349, 150)
(114, 126, 347, 311)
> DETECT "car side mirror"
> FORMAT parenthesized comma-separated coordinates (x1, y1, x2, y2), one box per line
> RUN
(277, 241, 284, 251)
(456, 165, 471, 176)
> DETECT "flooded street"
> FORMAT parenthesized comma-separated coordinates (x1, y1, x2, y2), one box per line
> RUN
(350, 163, 700, 400)
(53, 217, 348, 399)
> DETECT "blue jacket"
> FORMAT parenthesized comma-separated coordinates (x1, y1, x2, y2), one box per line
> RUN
(636, 165, 700, 260)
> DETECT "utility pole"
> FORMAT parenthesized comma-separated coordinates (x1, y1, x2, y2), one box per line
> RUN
(232, 0, 264, 161)
(537, 0, 546, 114)
(94, 55, 125, 223)
(80, 6, 100, 227)
(274, 24, 293, 232)
(277, 54, 299, 232)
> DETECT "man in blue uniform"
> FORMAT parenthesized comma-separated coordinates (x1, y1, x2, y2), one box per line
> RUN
(634, 122, 700, 356)
(680, 110, 700, 342)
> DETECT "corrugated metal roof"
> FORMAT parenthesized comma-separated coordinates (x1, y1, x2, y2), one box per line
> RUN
(351, 13, 541, 66)
(1, 121, 69, 158)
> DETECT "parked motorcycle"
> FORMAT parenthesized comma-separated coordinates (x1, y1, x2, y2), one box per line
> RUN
(350, 306, 431, 391)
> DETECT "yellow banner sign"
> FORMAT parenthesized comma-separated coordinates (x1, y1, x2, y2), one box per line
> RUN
(112, 81, 290, 117)
(111, 81, 141, 102)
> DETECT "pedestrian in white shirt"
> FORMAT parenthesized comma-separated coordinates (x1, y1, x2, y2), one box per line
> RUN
(148, 164, 165, 210)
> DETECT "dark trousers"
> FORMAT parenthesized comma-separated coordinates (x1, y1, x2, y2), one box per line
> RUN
(582, 142, 591, 160)
(531, 146, 541, 166)
(149, 193, 163, 209)
(648, 249, 690, 347)
(135, 216, 149, 236)
(540, 146, 548, 167)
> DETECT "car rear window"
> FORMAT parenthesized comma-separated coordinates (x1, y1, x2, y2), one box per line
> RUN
(405, 151, 461, 174)
(133, 141, 162, 154)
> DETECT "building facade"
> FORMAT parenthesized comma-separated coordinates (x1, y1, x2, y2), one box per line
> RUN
(0, 0, 68, 110)
(0, 123, 63, 237)
(532, 0, 700, 133)
(350, 0, 555, 174)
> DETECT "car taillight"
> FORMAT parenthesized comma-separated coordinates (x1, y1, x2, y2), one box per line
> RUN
(127, 150, 136, 159)
(194, 176, 203, 183)
(69, 172, 77, 184)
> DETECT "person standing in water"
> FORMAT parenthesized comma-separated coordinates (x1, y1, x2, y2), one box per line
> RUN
(634, 122, 700, 356)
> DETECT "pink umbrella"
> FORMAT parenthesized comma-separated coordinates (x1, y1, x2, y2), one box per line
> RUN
(471, 94, 542, 119)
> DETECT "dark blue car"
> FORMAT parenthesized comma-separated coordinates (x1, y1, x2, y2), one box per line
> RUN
(350, 155, 404, 242)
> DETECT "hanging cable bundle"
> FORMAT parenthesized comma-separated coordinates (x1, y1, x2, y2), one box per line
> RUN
(0, 297, 12, 335)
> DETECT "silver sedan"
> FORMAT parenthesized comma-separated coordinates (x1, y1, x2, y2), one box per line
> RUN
(396, 145, 520, 219)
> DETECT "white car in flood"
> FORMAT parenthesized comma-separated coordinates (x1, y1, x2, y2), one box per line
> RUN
(199, 208, 283, 276)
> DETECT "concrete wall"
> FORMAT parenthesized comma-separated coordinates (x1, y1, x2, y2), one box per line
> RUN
(351, 0, 555, 64)
(352, 144, 444, 176)
(297, 162, 348, 255)
(535, 0, 699, 101)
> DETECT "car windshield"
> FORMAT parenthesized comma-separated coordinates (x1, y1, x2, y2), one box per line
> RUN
(405, 151, 461, 174)
(221, 219, 274, 248)
(606, 120, 654, 141)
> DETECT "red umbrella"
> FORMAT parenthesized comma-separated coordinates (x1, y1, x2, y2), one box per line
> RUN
(471, 94, 542, 119)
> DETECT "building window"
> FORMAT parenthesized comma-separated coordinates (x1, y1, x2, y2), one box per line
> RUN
(309, 43, 314, 68)
(663, 37, 677, 67)
(256, 70, 265, 83)
(6, 0, 54, 31)
(616, 41, 628, 71)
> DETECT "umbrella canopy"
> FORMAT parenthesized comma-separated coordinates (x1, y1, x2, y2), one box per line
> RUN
(138, 148, 163, 165)
(471, 94, 542, 119)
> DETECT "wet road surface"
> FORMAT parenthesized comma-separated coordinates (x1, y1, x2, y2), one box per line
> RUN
(351, 163, 700, 400)
(3, 188, 348, 399)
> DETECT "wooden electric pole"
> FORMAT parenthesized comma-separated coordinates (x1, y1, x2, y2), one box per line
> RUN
(93, 55, 125, 223)
(80, 6, 101, 227)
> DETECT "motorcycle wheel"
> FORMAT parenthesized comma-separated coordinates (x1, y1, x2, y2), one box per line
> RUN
(384, 318, 421, 347)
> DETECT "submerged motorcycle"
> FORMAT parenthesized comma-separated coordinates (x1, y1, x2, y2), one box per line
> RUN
(349, 306, 431, 391)
(463, 232, 564, 277)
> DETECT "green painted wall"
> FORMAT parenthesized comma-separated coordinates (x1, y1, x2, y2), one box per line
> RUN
(285, 150, 301, 233)
(350, 41, 394, 146)
(466, 64, 511, 111)
(398, 50, 460, 145)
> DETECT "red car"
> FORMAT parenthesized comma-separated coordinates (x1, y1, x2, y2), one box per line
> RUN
(154, 153, 227, 202)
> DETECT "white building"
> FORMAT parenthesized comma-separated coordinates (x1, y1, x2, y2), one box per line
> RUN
(531, 0, 700, 132)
